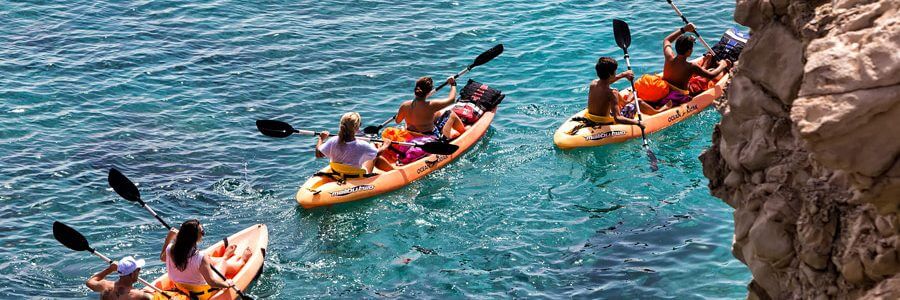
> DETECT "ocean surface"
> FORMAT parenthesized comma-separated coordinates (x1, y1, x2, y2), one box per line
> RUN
(0, 0, 750, 298)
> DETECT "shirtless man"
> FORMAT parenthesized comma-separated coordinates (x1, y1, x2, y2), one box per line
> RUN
(395, 76, 466, 140)
(85, 256, 154, 300)
(582, 57, 642, 128)
(663, 23, 730, 91)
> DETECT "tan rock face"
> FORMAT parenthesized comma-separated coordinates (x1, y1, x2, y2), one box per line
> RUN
(700, 0, 900, 298)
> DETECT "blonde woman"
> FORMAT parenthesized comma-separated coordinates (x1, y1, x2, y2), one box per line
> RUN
(316, 112, 391, 176)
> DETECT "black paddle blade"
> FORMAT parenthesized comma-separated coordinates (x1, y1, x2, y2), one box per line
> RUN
(362, 125, 380, 135)
(53, 221, 91, 252)
(108, 168, 141, 203)
(256, 120, 295, 138)
(471, 44, 504, 68)
(612, 19, 632, 50)
(420, 142, 459, 155)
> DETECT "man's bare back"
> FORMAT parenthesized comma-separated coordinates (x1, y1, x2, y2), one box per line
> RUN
(586, 79, 618, 118)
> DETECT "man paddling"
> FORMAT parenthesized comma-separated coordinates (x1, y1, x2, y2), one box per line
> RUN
(662, 23, 730, 96)
(570, 57, 643, 133)
(85, 256, 154, 300)
(395, 76, 467, 140)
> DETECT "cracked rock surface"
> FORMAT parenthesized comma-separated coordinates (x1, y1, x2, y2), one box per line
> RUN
(701, 0, 900, 298)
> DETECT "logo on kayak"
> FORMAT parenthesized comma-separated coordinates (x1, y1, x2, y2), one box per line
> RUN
(585, 130, 626, 141)
(417, 155, 448, 174)
(330, 185, 375, 197)
(667, 104, 700, 123)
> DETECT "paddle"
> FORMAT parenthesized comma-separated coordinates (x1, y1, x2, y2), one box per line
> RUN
(613, 19, 660, 172)
(108, 168, 172, 230)
(106, 173, 254, 300)
(256, 119, 460, 155)
(362, 44, 505, 135)
(52, 221, 169, 297)
(665, 0, 716, 55)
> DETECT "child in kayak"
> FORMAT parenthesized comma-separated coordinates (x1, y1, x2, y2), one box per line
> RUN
(570, 57, 643, 133)
(316, 112, 392, 176)
(654, 22, 730, 109)
(85, 256, 154, 300)
(395, 76, 467, 140)
(160, 220, 234, 300)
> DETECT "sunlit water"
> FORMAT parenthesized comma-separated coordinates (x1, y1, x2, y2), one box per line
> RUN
(0, 0, 750, 298)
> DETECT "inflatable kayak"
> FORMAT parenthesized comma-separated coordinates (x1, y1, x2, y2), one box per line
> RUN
(553, 72, 729, 150)
(296, 80, 503, 208)
(151, 224, 268, 300)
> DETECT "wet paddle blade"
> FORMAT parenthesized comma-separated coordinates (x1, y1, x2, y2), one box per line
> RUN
(108, 168, 141, 203)
(419, 142, 459, 155)
(471, 44, 504, 68)
(256, 120, 295, 138)
(612, 19, 632, 50)
(645, 146, 659, 172)
(53, 221, 92, 252)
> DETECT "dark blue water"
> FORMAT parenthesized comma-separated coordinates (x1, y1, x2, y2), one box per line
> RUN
(0, 0, 749, 298)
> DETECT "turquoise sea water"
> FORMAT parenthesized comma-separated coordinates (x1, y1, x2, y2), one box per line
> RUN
(0, 0, 750, 298)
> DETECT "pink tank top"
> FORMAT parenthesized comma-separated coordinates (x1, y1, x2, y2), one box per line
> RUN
(165, 244, 208, 285)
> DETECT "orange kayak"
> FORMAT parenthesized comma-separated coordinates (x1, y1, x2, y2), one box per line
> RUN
(296, 105, 499, 208)
(150, 224, 268, 300)
(553, 72, 729, 150)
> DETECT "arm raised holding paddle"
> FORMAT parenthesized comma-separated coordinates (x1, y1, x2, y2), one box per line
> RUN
(362, 44, 503, 136)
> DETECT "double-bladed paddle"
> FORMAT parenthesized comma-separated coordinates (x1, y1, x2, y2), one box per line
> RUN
(52, 221, 169, 297)
(613, 19, 660, 172)
(362, 44, 505, 135)
(665, 0, 716, 55)
(256, 119, 460, 156)
(106, 169, 255, 300)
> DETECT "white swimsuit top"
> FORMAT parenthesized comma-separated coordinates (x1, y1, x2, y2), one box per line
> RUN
(165, 244, 208, 285)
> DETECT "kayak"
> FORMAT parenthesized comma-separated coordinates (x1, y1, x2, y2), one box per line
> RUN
(553, 72, 729, 150)
(151, 224, 268, 300)
(296, 105, 499, 208)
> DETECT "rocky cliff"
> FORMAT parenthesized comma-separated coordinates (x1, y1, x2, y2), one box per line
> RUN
(700, 0, 900, 298)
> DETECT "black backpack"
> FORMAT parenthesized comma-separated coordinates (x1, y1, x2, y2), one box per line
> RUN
(459, 79, 505, 111)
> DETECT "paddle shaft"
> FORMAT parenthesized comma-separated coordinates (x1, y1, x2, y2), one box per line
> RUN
(666, 0, 715, 55)
(138, 202, 172, 230)
(295, 129, 436, 148)
(89, 249, 167, 294)
(209, 265, 251, 299)
(431, 67, 469, 96)
(621, 52, 649, 146)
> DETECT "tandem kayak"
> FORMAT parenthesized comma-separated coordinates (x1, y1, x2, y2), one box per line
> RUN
(151, 224, 268, 300)
(296, 96, 502, 208)
(553, 72, 729, 150)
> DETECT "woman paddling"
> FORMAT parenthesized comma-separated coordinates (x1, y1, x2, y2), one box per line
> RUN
(316, 112, 392, 177)
(159, 220, 234, 300)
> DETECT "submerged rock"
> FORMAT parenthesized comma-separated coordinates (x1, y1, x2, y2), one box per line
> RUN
(701, 0, 900, 298)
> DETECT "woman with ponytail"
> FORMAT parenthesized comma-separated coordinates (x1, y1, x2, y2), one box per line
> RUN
(315, 112, 391, 175)
(159, 220, 233, 300)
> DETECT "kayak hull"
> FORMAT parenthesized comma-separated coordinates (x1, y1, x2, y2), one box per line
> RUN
(150, 224, 269, 300)
(296, 106, 498, 208)
(553, 73, 729, 150)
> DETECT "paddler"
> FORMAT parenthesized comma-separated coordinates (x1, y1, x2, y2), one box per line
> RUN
(657, 22, 730, 108)
(572, 57, 643, 133)
(395, 76, 467, 140)
(159, 220, 234, 300)
(316, 112, 392, 176)
(85, 256, 154, 300)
